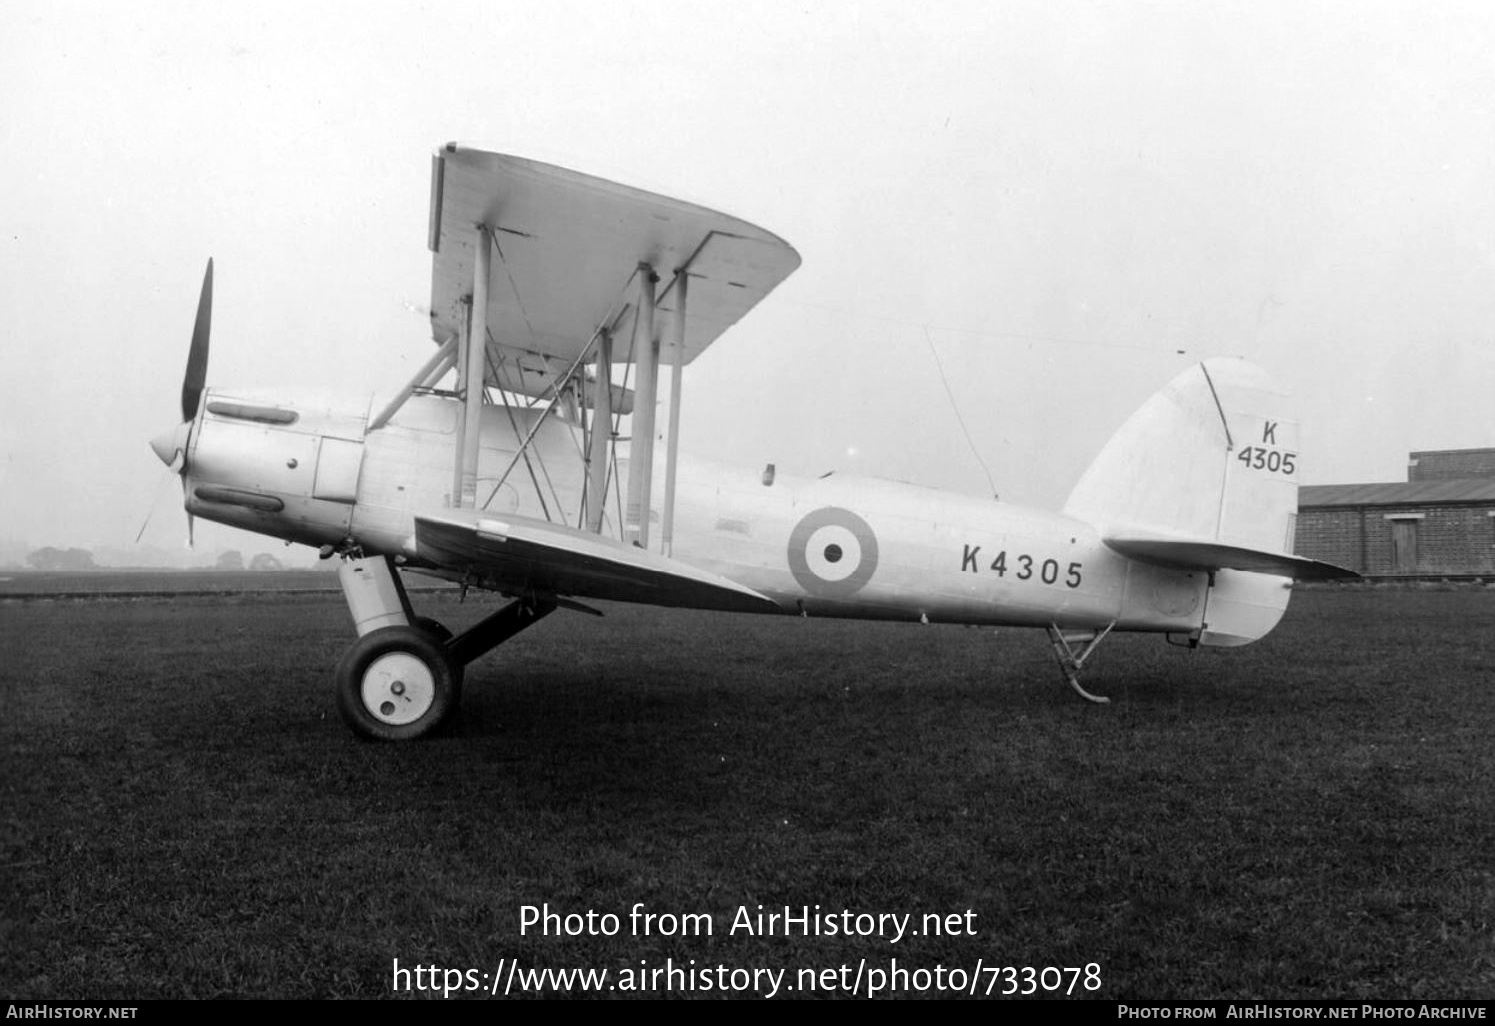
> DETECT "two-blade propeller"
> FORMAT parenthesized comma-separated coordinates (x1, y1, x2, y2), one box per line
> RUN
(182, 258, 212, 423)
(150, 259, 213, 472)
(147, 259, 213, 544)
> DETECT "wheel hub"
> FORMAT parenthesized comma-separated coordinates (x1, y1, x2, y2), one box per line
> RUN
(361, 652, 436, 726)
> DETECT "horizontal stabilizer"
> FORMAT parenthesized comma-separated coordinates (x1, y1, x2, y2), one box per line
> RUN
(411, 511, 782, 613)
(1105, 535, 1359, 582)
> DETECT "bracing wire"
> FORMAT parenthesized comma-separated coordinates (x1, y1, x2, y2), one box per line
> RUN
(924, 327, 999, 499)
(488, 353, 553, 524)
(489, 233, 540, 354)
(480, 266, 643, 511)
(488, 339, 570, 522)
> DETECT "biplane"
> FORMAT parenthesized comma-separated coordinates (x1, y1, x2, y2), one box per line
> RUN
(149, 144, 1356, 740)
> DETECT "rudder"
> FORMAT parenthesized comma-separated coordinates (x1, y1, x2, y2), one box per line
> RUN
(1063, 359, 1303, 646)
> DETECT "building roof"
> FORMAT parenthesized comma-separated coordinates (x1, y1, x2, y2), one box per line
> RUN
(1410, 447, 1495, 459)
(1299, 479, 1495, 508)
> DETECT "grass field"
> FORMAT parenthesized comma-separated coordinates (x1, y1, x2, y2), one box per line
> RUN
(1, 586, 1491, 999)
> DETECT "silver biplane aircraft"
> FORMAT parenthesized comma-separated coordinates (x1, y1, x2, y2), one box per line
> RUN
(149, 144, 1356, 740)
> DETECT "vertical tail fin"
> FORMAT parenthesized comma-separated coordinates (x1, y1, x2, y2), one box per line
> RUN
(1064, 358, 1299, 551)
(1063, 359, 1309, 646)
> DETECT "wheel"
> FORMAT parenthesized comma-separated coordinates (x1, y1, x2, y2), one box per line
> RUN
(410, 615, 462, 696)
(335, 625, 457, 741)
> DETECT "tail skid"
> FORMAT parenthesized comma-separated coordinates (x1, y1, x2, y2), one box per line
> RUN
(1046, 623, 1116, 703)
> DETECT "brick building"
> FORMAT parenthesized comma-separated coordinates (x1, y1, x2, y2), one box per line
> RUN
(1408, 447, 1495, 481)
(1295, 449, 1495, 578)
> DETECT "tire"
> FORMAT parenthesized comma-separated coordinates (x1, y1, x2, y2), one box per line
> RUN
(335, 625, 457, 741)
(411, 616, 452, 643)
(410, 616, 462, 697)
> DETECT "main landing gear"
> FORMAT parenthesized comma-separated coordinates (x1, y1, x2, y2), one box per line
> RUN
(1045, 622, 1116, 704)
(333, 555, 554, 740)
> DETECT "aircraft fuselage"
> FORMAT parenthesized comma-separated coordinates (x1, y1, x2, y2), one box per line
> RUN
(183, 388, 1229, 640)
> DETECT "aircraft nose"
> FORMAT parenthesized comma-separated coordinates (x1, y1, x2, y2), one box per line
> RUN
(150, 421, 192, 471)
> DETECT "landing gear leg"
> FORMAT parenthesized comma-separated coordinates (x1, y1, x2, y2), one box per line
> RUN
(332, 556, 556, 740)
(1045, 622, 1115, 705)
(337, 555, 415, 635)
(334, 555, 460, 740)
(447, 595, 556, 667)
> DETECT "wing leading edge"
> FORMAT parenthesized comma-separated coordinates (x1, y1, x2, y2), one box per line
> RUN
(410, 510, 782, 614)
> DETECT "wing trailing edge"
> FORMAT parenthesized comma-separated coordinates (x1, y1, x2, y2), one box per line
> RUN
(410, 510, 782, 613)
(1104, 535, 1359, 582)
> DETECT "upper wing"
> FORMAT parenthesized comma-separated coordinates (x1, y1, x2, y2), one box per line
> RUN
(428, 145, 801, 398)
(410, 509, 782, 614)
(1104, 534, 1360, 581)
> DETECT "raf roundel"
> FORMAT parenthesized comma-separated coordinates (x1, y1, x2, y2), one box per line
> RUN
(787, 506, 880, 599)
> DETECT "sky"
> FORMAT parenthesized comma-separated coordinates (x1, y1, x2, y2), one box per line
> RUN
(3, 0, 1493, 562)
